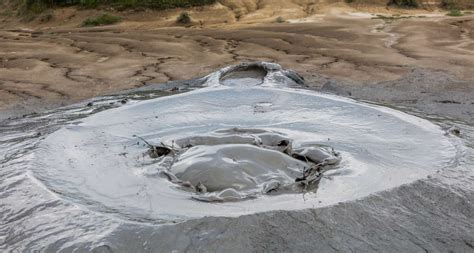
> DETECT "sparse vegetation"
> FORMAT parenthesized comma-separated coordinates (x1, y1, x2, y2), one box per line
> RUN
(441, 0, 465, 16)
(0, 10, 15, 17)
(176, 11, 191, 24)
(79, 0, 101, 9)
(16, 0, 216, 14)
(441, 0, 457, 10)
(275, 16, 285, 23)
(388, 0, 418, 8)
(82, 13, 121, 27)
(18, 0, 49, 15)
(39, 12, 54, 22)
(372, 14, 412, 24)
(446, 9, 463, 16)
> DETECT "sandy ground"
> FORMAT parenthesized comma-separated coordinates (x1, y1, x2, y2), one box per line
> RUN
(0, 3, 473, 122)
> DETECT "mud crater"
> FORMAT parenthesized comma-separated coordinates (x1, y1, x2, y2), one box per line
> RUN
(143, 128, 341, 202)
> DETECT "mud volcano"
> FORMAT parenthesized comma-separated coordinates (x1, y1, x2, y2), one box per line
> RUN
(31, 62, 455, 221)
(2, 63, 472, 251)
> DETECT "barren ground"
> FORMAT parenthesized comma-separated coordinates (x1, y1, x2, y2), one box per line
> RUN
(0, 2, 473, 121)
(1, 3, 474, 252)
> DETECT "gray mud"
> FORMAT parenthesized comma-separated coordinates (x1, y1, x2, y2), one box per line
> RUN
(155, 128, 340, 202)
(1, 62, 473, 252)
(319, 68, 474, 123)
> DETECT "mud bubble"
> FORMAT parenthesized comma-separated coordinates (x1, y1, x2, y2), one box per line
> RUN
(145, 128, 341, 202)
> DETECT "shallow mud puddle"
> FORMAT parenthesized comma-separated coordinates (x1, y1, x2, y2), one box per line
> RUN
(1, 63, 472, 251)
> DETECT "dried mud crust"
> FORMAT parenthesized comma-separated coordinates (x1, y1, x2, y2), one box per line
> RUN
(1, 15, 474, 121)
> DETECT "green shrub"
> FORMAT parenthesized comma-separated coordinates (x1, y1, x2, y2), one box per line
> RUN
(82, 13, 121, 26)
(275, 16, 285, 23)
(176, 11, 191, 24)
(446, 9, 463, 16)
(388, 0, 418, 8)
(142, 0, 216, 9)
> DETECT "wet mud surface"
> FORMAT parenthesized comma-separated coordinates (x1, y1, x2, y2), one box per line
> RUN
(1, 63, 473, 252)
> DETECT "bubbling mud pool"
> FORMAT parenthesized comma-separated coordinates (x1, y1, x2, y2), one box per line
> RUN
(0, 63, 471, 251)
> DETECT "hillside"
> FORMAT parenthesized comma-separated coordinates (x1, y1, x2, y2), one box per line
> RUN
(1, 0, 473, 30)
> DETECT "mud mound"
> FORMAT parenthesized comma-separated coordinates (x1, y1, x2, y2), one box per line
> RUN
(28, 63, 456, 222)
